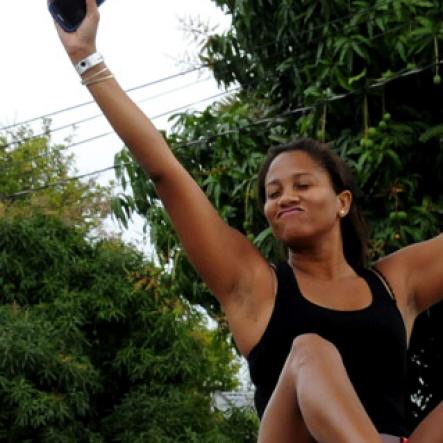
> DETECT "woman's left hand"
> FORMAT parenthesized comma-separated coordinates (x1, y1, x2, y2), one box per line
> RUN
(49, 0, 100, 64)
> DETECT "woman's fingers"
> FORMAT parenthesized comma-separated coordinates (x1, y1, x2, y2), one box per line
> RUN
(48, 1, 100, 62)
(85, 0, 99, 15)
(77, 0, 100, 37)
(83, 0, 100, 27)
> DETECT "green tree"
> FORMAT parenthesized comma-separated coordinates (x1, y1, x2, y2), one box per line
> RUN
(0, 215, 257, 442)
(112, 0, 443, 431)
(0, 122, 111, 231)
(0, 124, 258, 441)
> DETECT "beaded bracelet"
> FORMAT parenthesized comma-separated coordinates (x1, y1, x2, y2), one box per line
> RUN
(83, 73, 115, 87)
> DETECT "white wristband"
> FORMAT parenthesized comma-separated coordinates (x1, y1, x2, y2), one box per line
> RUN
(75, 52, 104, 75)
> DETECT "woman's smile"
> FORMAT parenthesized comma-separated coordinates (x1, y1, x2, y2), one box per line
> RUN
(278, 206, 305, 219)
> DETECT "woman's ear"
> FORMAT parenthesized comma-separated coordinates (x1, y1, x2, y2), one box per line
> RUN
(337, 190, 352, 217)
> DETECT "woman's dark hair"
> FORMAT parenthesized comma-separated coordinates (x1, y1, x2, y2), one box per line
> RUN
(257, 138, 368, 269)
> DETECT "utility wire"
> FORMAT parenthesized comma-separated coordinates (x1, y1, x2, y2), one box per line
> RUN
(181, 60, 442, 148)
(1, 59, 440, 203)
(1, 1, 398, 134)
(0, 76, 213, 151)
(1, 88, 240, 172)
(0, 66, 205, 133)
(1, 16, 411, 152)
(1, 164, 124, 199)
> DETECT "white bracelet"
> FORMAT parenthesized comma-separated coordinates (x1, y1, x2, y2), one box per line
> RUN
(75, 52, 104, 75)
(81, 67, 110, 84)
(83, 74, 115, 87)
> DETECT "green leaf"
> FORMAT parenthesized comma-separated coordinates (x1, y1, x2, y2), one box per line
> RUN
(419, 124, 443, 143)
(348, 68, 367, 86)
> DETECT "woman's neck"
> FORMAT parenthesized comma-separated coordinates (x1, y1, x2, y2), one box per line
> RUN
(288, 235, 353, 281)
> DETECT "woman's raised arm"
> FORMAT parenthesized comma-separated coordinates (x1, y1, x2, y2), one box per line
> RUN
(49, 0, 273, 315)
(378, 233, 443, 315)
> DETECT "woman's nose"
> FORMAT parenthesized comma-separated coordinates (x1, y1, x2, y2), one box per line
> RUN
(278, 189, 300, 206)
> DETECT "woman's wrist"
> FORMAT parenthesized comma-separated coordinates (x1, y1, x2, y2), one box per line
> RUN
(74, 52, 104, 75)
(68, 45, 98, 65)
(79, 62, 114, 87)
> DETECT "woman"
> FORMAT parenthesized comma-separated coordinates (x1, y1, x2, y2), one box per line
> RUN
(50, 1, 443, 441)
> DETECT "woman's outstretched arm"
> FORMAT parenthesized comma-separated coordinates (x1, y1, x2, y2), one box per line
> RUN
(376, 232, 443, 347)
(377, 234, 443, 315)
(49, 0, 274, 347)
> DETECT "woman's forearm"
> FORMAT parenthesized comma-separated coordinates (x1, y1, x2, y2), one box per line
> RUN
(53, 0, 179, 183)
(78, 61, 177, 183)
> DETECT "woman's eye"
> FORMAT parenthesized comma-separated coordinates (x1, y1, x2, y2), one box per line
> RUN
(296, 183, 310, 189)
(267, 191, 280, 199)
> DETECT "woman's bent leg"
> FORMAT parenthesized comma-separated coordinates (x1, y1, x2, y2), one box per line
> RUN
(258, 334, 382, 443)
(408, 401, 443, 443)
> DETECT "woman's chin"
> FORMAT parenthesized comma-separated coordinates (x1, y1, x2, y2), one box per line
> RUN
(278, 230, 316, 249)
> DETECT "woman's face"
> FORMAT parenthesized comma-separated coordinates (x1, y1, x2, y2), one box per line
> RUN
(263, 150, 349, 247)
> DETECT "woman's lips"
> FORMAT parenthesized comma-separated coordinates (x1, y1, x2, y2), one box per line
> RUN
(278, 207, 304, 218)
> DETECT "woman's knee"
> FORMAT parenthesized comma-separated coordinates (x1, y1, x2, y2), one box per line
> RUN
(409, 401, 443, 443)
(289, 333, 342, 367)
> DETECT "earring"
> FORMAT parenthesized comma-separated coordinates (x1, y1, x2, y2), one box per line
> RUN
(340, 210, 346, 217)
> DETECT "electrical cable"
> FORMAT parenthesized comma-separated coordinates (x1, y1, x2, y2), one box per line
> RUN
(0, 66, 205, 133)
(0, 164, 123, 199)
(1, 16, 413, 152)
(0, 76, 214, 152)
(181, 60, 442, 148)
(0, 88, 240, 173)
(1, 59, 440, 203)
(0, 1, 399, 134)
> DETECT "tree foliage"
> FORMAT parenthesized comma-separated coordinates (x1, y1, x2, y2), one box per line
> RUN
(0, 122, 111, 231)
(112, 0, 443, 431)
(0, 215, 257, 442)
(0, 124, 258, 441)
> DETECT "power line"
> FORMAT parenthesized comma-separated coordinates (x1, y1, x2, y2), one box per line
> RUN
(0, 76, 213, 151)
(0, 66, 205, 133)
(0, 2, 399, 134)
(1, 59, 440, 203)
(0, 164, 124, 200)
(0, 88, 240, 172)
(1, 16, 411, 153)
(182, 60, 442, 148)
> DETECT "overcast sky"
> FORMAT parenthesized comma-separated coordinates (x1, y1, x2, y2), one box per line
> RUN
(0, 1, 231, 245)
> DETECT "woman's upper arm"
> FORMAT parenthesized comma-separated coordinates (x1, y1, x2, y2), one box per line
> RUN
(154, 160, 270, 306)
(378, 234, 443, 314)
(83, 75, 269, 308)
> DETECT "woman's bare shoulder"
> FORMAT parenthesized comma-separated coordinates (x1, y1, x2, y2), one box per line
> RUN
(223, 260, 278, 357)
(375, 234, 443, 314)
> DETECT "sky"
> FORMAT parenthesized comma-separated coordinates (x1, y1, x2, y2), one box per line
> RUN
(0, 0, 232, 246)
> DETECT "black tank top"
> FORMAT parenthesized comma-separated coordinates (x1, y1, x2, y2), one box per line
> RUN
(247, 262, 408, 437)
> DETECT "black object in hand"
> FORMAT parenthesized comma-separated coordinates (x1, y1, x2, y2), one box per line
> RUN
(48, 0, 106, 33)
